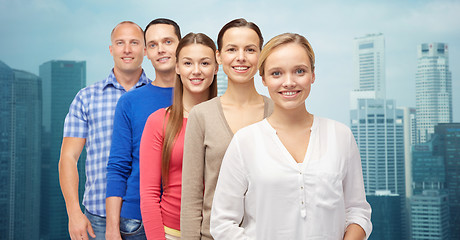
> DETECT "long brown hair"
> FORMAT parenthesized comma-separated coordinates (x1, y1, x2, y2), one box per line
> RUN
(161, 32, 218, 189)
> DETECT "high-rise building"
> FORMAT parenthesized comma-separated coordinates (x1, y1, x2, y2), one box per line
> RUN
(367, 191, 403, 240)
(434, 123, 460, 239)
(401, 107, 416, 198)
(350, 33, 385, 109)
(351, 99, 405, 196)
(39, 60, 86, 239)
(217, 64, 227, 96)
(415, 43, 452, 143)
(411, 138, 445, 195)
(0, 60, 42, 239)
(411, 190, 450, 240)
(350, 98, 406, 240)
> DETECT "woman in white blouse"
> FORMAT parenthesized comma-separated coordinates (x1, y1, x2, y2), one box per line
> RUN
(210, 33, 372, 240)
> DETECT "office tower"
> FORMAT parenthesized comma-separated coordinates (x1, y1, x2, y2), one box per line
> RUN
(411, 138, 445, 195)
(351, 99, 405, 196)
(39, 60, 86, 239)
(415, 43, 452, 143)
(434, 123, 460, 239)
(217, 64, 227, 96)
(367, 192, 403, 239)
(411, 190, 450, 240)
(350, 33, 385, 109)
(0, 60, 42, 239)
(350, 98, 406, 239)
(402, 107, 416, 198)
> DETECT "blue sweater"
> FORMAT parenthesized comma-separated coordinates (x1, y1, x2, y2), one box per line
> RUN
(106, 83, 173, 220)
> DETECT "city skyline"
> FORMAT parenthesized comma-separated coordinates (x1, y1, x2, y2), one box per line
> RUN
(1, 0, 459, 125)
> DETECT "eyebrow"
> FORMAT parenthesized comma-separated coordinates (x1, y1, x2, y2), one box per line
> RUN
(181, 57, 213, 61)
(224, 43, 257, 48)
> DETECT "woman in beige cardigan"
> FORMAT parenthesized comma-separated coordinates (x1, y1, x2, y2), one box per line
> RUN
(180, 18, 273, 239)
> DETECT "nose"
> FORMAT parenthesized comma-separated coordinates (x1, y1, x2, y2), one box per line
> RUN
(236, 49, 246, 62)
(123, 43, 132, 53)
(192, 64, 201, 75)
(158, 43, 165, 53)
(282, 73, 296, 88)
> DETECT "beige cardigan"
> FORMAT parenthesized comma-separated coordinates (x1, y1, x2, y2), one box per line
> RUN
(180, 96, 273, 239)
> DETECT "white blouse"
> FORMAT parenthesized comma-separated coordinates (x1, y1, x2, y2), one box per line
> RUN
(210, 117, 372, 240)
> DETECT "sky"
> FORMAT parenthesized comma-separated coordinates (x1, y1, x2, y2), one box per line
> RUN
(1, 0, 459, 125)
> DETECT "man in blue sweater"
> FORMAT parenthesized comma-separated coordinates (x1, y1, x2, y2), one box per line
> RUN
(105, 18, 181, 239)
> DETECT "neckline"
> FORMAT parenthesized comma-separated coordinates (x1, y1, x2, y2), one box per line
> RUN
(216, 96, 268, 137)
(263, 116, 317, 166)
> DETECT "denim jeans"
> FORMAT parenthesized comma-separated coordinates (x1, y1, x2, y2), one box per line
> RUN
(84, 209, 106, 240)
(120, 217, 147, 240)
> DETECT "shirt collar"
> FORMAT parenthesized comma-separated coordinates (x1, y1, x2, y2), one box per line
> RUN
(103, 69, 151, 90)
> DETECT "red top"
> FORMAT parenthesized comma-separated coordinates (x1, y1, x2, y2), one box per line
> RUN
(140, 108, 187, 239)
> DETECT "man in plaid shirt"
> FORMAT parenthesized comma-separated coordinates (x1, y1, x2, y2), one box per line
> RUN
(59, 21, 150, 240)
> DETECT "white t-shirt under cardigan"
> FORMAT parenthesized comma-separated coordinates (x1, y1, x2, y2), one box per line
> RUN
(210, 116, 372, 240)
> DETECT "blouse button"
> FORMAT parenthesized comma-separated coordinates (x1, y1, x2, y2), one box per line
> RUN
(301, 186, 304, 190)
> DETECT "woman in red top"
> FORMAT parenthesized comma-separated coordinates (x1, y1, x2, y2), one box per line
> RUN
(139, 32, 218, 239)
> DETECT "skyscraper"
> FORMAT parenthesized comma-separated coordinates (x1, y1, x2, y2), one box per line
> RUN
(411, 138, 445, 195)
(402, 107, 416, 198)
(217, 64, 227, 96)
(350, 33, 385, 109)
(39, 60, 86, 239)
(411, 190, 450, 240)
(0, 60, 42, 239)
(350, 99, 405, 196)
(415, 43, 452, 143)
(367, 192, 403, 240)
(434, 123, 460, 239)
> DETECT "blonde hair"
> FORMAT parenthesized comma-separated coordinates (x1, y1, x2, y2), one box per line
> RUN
(258, 33, 315, 77)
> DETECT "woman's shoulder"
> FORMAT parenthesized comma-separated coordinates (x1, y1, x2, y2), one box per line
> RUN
(146, 108, 168, 125)
(315, 116, 353, 136)
(193, 97, 220, 111)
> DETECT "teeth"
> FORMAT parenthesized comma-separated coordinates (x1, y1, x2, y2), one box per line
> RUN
(282, 91, 297, 96)
(191, 79, 202, 83)
(158, 57, 169, 61)
(123, 58, 133, 60)
(234, 66, 248, 71)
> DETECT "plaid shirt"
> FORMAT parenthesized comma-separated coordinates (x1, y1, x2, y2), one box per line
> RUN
(63, 70, 150, 216)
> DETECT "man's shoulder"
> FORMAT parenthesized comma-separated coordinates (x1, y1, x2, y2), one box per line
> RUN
(75, 79, 107, 96)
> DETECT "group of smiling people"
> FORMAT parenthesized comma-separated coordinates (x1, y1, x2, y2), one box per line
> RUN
(61, 17, 372, 240)
(139, 18, 372, 240)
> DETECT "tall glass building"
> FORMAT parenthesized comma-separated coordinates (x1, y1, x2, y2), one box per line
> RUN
(0, 60, 42, 239)
(367, 192, 403, 239)
(434, 123, 460, 239)
(350, 33, 386, 109)
(39, 60, 86, 239)
(415, 43, 452, 143)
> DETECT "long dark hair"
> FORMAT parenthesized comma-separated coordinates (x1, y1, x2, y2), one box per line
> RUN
(161, 32, 218, 189)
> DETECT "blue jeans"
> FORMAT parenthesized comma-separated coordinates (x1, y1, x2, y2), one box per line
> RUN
(84, 209, 106, 240)
(120, 217, 147, 240)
